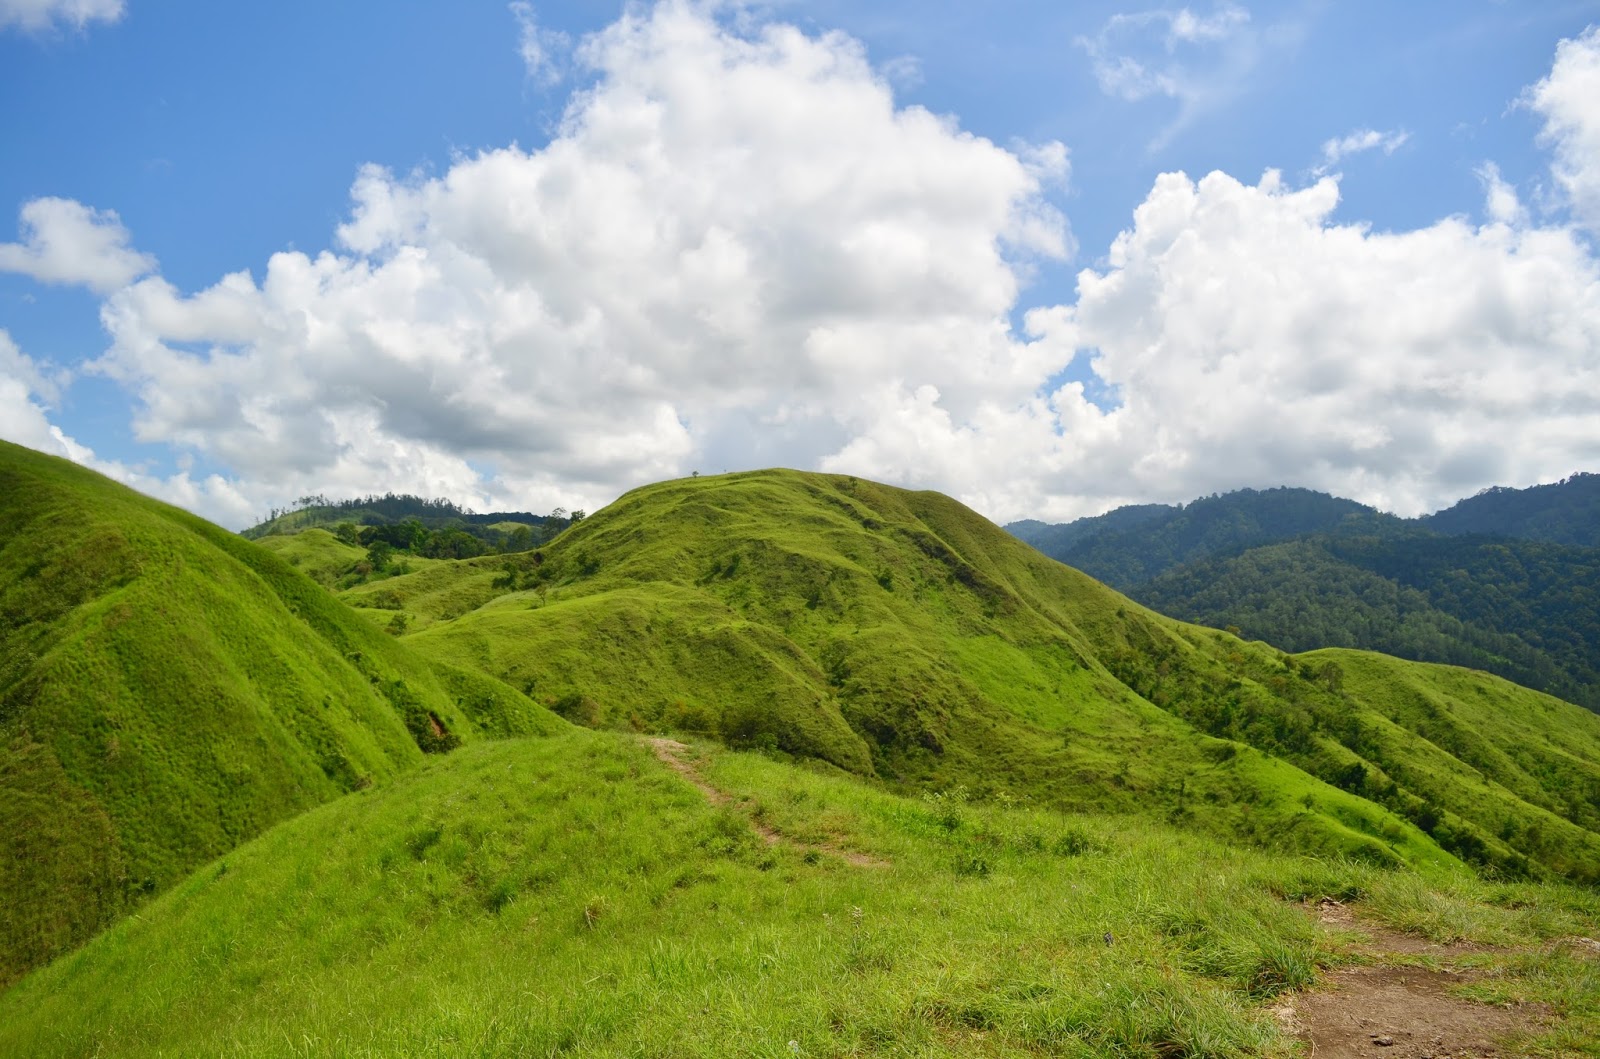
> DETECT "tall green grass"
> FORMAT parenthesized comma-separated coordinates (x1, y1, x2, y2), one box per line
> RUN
(2, 729, 1595, 1057)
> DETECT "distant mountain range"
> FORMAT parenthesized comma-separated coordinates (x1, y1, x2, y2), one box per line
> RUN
(1008, 474, 1600, 711)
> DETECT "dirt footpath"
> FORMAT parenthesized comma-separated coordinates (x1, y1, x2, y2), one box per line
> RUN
(644, 737, 886, 868)
(1276, 899, 1548, 1058)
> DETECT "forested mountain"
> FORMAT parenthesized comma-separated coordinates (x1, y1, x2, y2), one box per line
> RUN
(1008, 476, 1600, 710)
(1423, 472, 1600, 545)
(1009, 488, 1394, 587)
(1006, 502, 1175, 560)
(1139, 535, 1600, 710)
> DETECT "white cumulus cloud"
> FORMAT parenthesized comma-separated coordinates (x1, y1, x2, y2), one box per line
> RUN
(93, 0, 1072, 525)
(0, 0, 122, 32)
(836, 166, 1600, 522)
(0, 197, 155, 293)
(24, 2, 1600, 531)
(1524, 24, 1600, 233)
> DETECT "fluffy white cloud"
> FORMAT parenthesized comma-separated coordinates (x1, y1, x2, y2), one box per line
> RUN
(0, 0, 122, 32)
(48, 3, 1600, 531)
(1071, 169, 1600, 515)
(1316, 127, 1409, 173)
(0, 329, 79, 459)
(0, 329, 257, 526)
(0, 198, 155, 293)
(1524, 24, 1600, 233)
(834, 167, 1600, 521)
(94, 1, 1071, 525)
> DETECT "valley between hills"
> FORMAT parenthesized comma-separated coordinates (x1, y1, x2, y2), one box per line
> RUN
(3, 437, 1599, 1057)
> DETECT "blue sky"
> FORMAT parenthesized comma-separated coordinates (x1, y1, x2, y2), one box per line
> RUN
(3, 0, 1600, 527)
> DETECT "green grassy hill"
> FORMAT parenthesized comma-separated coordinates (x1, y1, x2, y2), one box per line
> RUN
(255, 527, 450, 589)
(336, 470, 1600, 882)
(4, 727, 1596, 1058)
(0, 441, 560, 986)
(7, 456, 1600, 1054)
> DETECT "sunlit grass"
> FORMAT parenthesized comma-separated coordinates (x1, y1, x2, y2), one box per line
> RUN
(4, 730, 1596, 1057)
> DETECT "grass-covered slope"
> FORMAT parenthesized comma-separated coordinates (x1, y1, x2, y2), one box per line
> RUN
(253, 526, 369, 587)
(1308, 649, 1600, 879)
(5, 728, 1596, 1057)
(255, 527, 449, 589)
(0, 441, 560, 985)
(344, 470, 1600, 881)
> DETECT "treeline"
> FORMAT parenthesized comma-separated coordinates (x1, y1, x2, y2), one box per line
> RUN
(346, 509, 586, 575)
(243, 492, 554, 540)
(1424, 472, 1600, 547)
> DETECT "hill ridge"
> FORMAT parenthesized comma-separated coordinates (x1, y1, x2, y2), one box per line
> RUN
(325, 468, 1600, 882)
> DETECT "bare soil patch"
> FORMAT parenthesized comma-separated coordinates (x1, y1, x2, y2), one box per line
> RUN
(644, 737, 886, 868)
(1278, 899, 1545, 1058)
(1283, 964, 1536, 1059)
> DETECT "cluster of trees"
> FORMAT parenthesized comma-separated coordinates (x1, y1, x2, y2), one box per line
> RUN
(248, 492, 494, 536)
(245, 492, 586, 544)
(346, 509, 586, 576)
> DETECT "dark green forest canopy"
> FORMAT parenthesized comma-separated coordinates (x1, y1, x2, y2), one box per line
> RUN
(1008, 477, 1600, 712)
(1424, 472, 1600, 546)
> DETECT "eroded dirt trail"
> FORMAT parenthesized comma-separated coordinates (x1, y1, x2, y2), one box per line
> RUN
(643, 737, 887, 868)
(1276, 899, 1547, 1059)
